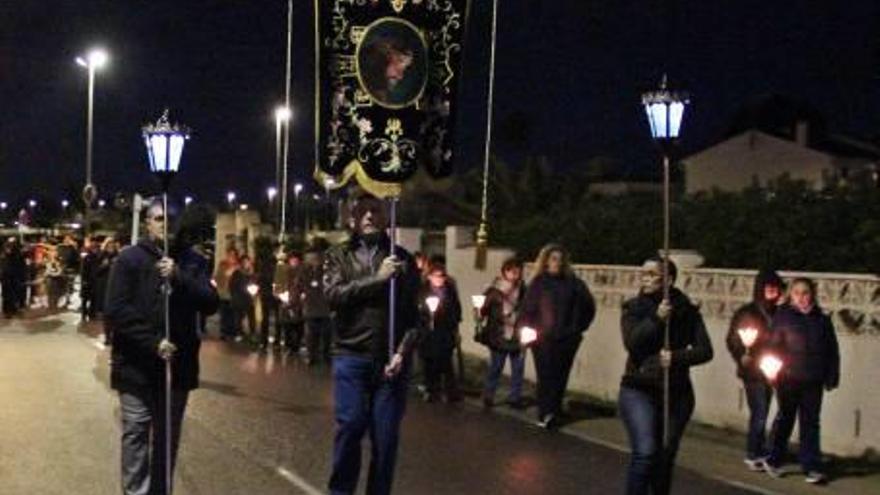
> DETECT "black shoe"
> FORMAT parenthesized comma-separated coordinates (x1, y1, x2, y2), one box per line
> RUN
(482, 397, 495, 409)
(805, 471, 827, 484)
(506, 399, 527, 410)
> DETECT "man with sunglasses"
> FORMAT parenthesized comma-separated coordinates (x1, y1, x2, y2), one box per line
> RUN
(106, 200, 219, 495)
(324, 192, 421, 495)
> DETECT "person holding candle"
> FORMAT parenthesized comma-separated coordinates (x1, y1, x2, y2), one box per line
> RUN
(764, 277, 840, 484)
(619, 257, 714, 495)
(479, 257, 528, 409)
(519, 244, 595, 429)
(417, 261, 463, 403)
(725, 269, 784, 471)
(229, 254, 257, 342)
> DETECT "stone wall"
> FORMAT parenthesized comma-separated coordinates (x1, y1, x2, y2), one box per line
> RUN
(444, 225, 880, 457)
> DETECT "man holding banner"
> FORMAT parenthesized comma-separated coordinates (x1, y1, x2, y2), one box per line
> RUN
(323, 192, 422, 495)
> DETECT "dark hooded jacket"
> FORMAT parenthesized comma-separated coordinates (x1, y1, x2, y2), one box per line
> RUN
(726, 269, 784, 381)
(518, 272, 595, 342)
(417, 279, 462, 358)
(620, 287, 714, 393)
(106, 238, 219, 392)
(769, 303, 840, 388)
(323, 232, 422, 364)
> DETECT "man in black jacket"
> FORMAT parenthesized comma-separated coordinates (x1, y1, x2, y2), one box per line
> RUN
(106, 200, 219, 495)
(324, 193, 421, 495)
(726, 269, 783, 470)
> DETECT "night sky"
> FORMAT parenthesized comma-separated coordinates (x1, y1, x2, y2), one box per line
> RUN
(2, 1, 878, 208)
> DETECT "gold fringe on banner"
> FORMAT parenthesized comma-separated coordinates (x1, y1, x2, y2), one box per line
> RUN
(313, 160, 403, 199)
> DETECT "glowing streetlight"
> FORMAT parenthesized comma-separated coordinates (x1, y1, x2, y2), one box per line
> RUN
(0, 202, 7, 211)
(61, 199, 70, 209)
(227, 191, 236, 205)
(267, 186, 278, 202)
(76, 47, 109, 239)
(275, 105, 292, 241)
(28, 200, 37, 208)
(98, 199, 106, 208)
(184, 196, 193, 206)
(239, 204, 249, 211)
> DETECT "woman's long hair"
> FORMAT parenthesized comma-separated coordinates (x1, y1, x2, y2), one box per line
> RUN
(531, 243, 572, 281)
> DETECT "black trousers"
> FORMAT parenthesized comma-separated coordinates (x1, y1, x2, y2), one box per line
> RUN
(532, 334, 582, 419)
(421, 348, 458, 397)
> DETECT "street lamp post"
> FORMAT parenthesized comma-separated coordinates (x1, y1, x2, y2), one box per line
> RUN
(227, 191, 237, 209)
(142, 109, 190, 495)
(293, 182, 303, 233)
(76, 48, 108, 237)
(642, 74, 689, 449)
(275, 106, 292, 241)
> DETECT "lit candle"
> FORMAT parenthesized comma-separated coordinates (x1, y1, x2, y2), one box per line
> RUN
(759, 354, 783, 381)
(246, 284, 259, 297)
(471, 294, 486, 311)
(737, 327, 759, 349)
(520, 327, 538, 346)
(426, 295, 440, 314)
(278, 291, 290, 304)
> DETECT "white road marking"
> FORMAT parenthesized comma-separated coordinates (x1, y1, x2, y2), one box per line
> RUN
(276, 466, 324, 495)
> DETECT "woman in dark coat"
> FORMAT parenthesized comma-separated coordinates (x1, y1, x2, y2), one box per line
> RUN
(519, 244, 595, 429)
(94, 237, 119, 315)
(764, 277, 839, 484)
(479, 257, 528, 409)
(725, 269, 784, 470)
(418, 262, 462, 403)
(229, 255, 257, 341)
(619, 257, 713, 495)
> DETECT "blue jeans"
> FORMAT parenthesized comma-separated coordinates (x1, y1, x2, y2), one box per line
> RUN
(743, 380, 772, 459)
(767, 381, 824, 472)
(329, 355, 409, 495)
(619, 385, 695, 495)
(484, 350, 525, 402)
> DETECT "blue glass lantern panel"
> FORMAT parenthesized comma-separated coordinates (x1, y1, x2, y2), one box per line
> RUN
(645, 102, 668, 139)
(149, 134, 168, 173)
(169, 134, 185, 173)
(669, 101, 685, 138)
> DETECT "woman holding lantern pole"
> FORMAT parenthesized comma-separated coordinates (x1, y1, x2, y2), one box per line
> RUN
(519, 244, 595, 430)
(764, 277, 839, 484)
(725, 269, 784, 471)
(619, 257, 713, 495)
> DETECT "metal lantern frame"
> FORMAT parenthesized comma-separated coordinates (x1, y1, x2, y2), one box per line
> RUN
(141, 109, 189, 495)
(641, 75, 689, 450)
(143, 110, 190, 190)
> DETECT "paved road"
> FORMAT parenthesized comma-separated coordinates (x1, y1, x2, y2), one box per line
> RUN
(0, 313, 757, 494)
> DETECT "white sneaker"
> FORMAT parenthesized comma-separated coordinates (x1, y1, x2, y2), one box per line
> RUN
(744, 458, 766, 472)
(805, 471, 827, 484)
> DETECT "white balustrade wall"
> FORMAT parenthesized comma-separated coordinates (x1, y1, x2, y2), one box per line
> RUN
(443, 226, 880, 457)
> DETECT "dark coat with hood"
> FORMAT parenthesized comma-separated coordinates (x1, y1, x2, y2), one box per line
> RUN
(621, 287, 714, 393)
(106, 238, 219, 393)
(417, 279, 462, 358)
(726, 269, 783, 382)
(769, 303, 840, 388)
(519, 272, 595, 343)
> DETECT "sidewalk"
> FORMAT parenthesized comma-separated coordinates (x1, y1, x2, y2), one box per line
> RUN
(459, 368, 880, 495)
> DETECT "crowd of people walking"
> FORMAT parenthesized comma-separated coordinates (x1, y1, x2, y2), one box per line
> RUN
(3, 193, 843, 495)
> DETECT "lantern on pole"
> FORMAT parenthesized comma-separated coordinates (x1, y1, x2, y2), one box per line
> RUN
(142, 109, 189, 494)
(642, 74, 689, 449)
